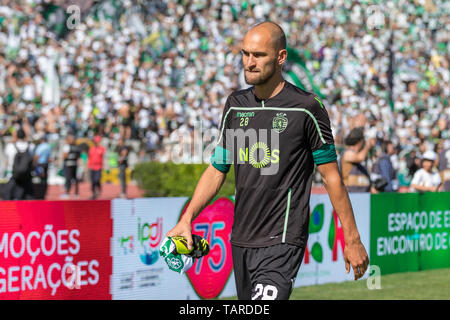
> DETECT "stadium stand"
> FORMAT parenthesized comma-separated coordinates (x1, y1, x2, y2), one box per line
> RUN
(0, 0, 448, 194)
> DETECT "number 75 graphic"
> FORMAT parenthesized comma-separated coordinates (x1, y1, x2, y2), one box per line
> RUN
(193, 222, 226, 274)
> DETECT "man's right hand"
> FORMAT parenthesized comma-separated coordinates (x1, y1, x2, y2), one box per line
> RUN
(165, 164, 227, 251)
(166, 217, 193, 250)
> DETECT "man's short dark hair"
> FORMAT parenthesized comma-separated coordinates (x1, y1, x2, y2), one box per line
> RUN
(17, 128, 26, 139)
(381, 140, 393, 153)
(344, 127, 365, 146)
(254, 21, 286, 50)
(271, 22, 286, 50)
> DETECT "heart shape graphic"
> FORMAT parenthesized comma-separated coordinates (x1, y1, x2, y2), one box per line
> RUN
(179, 196, 235, 299)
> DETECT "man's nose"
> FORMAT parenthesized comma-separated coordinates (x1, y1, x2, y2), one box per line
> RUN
(246, 55, 256, 68)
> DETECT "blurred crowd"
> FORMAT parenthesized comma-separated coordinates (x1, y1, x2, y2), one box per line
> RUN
(0, 0, 449, 194)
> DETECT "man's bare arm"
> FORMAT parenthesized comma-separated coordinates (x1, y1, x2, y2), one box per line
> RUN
(343, 138, 374, 163)
(316, 160, 370, 280)
(166, 164, 227, 249)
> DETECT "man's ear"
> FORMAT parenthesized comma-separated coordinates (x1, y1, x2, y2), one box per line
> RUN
(278, 49, 287, 65)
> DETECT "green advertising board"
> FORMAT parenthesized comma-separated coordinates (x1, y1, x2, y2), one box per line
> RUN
(370, 192, 450, 275)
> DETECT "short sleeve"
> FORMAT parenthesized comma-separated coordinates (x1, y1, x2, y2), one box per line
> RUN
(305, 96, 337, 164)
(410, 171, 422, 186)
(433, 172, 442, 186)
(210, 97, 233, 173)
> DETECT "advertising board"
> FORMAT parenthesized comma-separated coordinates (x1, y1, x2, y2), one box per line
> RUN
(0, 200, 112, 300)
(370, 192, 450, 274)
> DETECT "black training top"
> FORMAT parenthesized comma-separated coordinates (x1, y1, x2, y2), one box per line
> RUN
(211, 81, 336, 248)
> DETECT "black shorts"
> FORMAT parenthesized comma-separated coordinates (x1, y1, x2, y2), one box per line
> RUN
(231, 243, 306, 300)
(65, 166, 78, 182)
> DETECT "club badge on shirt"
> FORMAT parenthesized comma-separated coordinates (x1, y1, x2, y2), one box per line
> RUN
(272, 113, 288, 133)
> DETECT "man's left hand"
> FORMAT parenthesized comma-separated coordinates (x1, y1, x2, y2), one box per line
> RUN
(344, 239, 370, 280)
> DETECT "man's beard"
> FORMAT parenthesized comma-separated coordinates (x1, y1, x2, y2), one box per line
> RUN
(244, 63, 277, 85)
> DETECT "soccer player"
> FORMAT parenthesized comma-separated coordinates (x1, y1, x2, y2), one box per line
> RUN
(167, 21, 369, 300)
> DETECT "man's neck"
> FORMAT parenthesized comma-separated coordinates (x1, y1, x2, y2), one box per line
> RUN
(254, 74, 285, 101)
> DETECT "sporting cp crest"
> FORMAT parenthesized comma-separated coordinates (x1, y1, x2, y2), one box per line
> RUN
(272, 113, 288, 133)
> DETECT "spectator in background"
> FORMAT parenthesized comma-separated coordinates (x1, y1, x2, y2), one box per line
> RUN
(88, 135, 105, 199)
(410, 150, 441, 192)
(406, 150, 421, 179)
(438, 142, 450, 191)
(340, 127, 375, 193)
(0, 0, 448, 188)
(61, 134, 81, 199)
(4, 130, 20, 180)
(3, 128, 35, 200)
(116, 137, 130, 198)
(33, 132, 52, 199)
(372, 140, 398, 192)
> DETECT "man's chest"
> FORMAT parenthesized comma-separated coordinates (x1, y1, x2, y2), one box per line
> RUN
(224, 107, 310, 148)
(222, 107, 315, 172)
